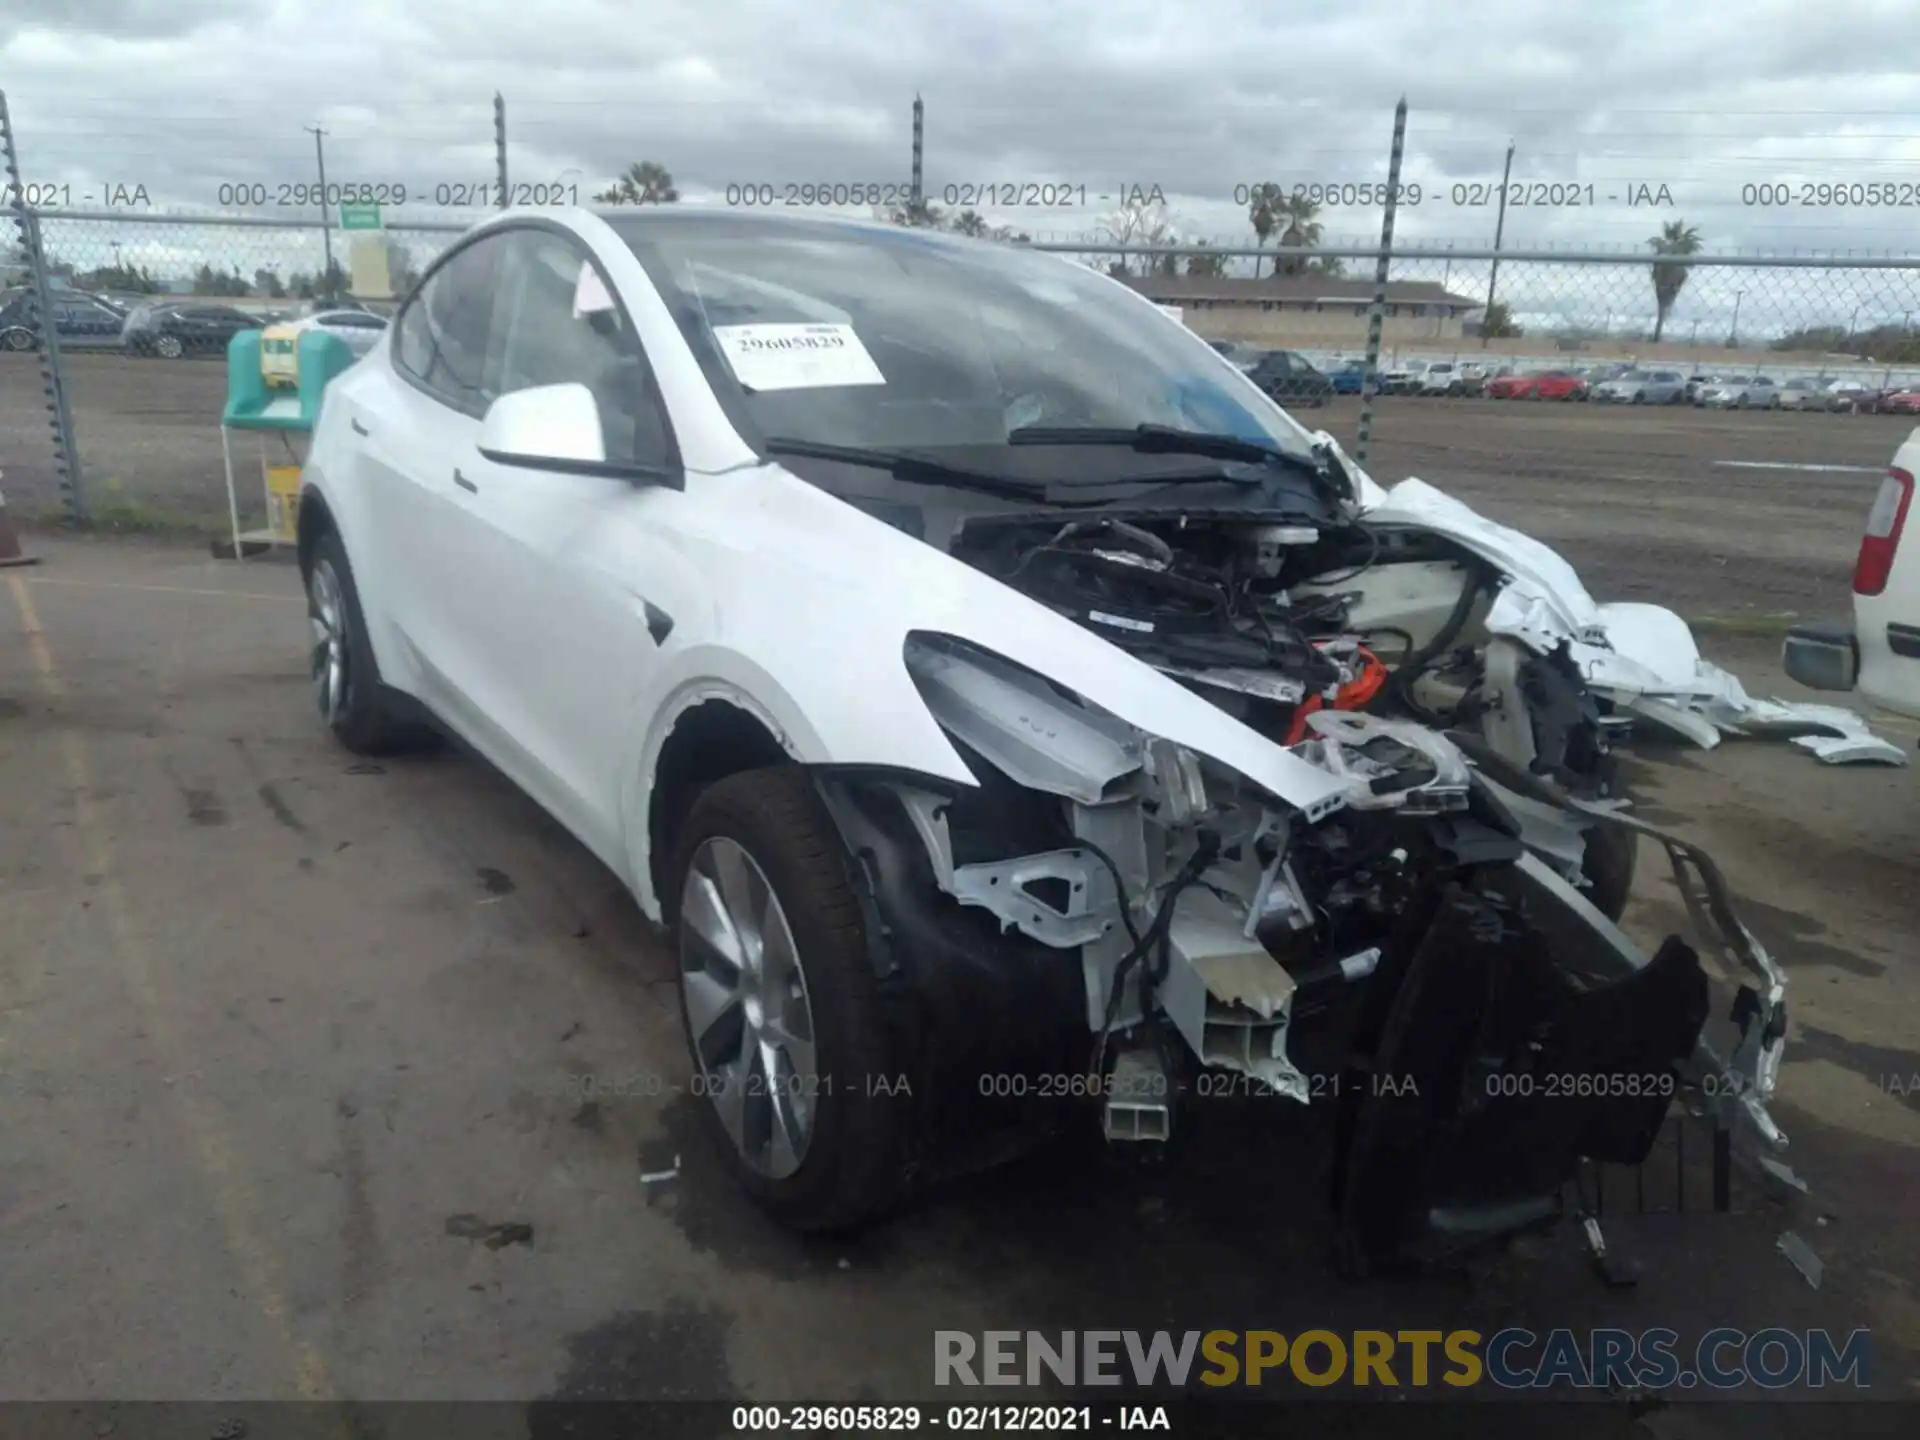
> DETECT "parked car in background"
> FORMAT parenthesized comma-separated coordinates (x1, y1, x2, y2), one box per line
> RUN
(1378, 363, 1419, 395)
(1822, 379, 1893, 414)
(1683, 372, 1718, 403)
(291, 308, 389, 358)
(1486, 368, 1586, 401)
(1455, 362, 1492, 397)
(1591, 369, 1687, 405)
(122, 301, 264, 358)
(1784, 441, 1920, 742)
(1414, 360, 1466, 396)
(1329, 359, 1368, 395)
(0, 290, 129, 350)
(1879, 390, 1920, 416)
(1247, 349, 1334, 406)
(1776, 376, 1830, 411)
(1696, 375, 1779, 409)
(1207, 339, 1262, 374)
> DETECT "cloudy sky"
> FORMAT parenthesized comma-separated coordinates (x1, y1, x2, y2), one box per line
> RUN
(5, 0, 1920, 334)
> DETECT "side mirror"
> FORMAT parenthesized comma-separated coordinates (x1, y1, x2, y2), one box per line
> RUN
(478, 383, 607, 467)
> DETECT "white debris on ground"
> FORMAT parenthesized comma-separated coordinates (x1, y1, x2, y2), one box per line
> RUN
(1361, 475, 1910, 768)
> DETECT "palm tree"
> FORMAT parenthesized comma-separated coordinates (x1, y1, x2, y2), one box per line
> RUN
(1275, 196, 1324, 276)
(1648, 219, 1702, 342)
(951, 209, 989, 237)
(1247, 183, 1283, 278)
(595, 161, 679, 205)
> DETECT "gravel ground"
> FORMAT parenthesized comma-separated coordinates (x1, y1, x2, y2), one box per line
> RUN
(0, 537, 1915, 1427)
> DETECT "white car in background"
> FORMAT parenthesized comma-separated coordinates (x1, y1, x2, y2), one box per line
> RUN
(1415, 360, 1464, 395)
(294, 307, 388, 357)
(1785, 439, 1920, 741)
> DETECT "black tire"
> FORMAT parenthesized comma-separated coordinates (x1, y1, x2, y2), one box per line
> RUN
(667, 766, 910, 1233)
(1582, 822, 1638, 924)
(1, 328, 34, 352)
(155, 333, 185, 359)
(303, 528, 425, 755)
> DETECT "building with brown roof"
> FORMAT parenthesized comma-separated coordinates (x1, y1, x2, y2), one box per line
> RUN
(1114, 272, 1483, 347)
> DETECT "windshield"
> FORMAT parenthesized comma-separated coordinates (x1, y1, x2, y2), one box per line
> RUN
(610, 214, 1317, 463)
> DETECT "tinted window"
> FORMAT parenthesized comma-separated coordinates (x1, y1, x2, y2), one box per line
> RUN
(490, 228, 673, 467)
(394, 234, 504, 415)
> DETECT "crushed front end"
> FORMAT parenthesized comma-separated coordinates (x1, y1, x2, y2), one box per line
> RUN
(812, 632, 1792, 1274)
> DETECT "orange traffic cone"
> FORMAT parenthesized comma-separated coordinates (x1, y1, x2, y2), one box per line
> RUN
(0, 478, 40, 568)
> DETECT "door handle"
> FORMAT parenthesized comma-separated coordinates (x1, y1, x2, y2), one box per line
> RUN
(453, 469, 478, 494)
(350, 418, 369, 436)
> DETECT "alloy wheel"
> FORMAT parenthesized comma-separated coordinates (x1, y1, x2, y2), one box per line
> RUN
(308, 558, 350, 725)
(156, 334, 183, 358)
(680, 836, 819, 1179)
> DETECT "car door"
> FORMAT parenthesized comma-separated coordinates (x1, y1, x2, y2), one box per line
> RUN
(343, 231, 509, 734)
(432, 224, 684, 859)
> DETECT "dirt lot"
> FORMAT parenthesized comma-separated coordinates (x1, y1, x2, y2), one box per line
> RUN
(4, 350, 1909, 624)
(2, 531, 1917, 1429)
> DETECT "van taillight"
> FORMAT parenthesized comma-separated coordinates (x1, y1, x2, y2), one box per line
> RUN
(1853, 466, 1914, 596)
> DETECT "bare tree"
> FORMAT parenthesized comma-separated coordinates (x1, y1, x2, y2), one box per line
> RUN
(1099, 195, 1178, 275)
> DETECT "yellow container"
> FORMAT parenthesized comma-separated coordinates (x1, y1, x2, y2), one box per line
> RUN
(260, 323, 302, 389)
(266, 464, 302, 542)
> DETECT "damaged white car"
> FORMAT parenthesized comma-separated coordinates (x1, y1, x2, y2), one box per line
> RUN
(296, 208, 1794, 1270)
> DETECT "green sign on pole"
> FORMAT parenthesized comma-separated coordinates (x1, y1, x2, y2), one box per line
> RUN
(339, 202, 382, 231)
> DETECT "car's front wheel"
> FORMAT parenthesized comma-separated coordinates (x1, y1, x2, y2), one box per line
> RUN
(1, 327, 34, 352)
(670, 766, 912, 1233)
(154, 333, 185, 359)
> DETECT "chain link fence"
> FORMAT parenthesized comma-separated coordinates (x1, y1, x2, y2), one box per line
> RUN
(6, 207, 1920, 532)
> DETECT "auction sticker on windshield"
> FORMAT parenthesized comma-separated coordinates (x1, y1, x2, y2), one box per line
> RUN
(712, 323, 887, 392)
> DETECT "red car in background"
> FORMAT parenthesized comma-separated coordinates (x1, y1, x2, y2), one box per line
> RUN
(1880, 390, 1920, 415)
(1485, 369, 1588, 401)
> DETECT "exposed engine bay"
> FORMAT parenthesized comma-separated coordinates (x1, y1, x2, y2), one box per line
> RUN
(946, 502, 1615, 802)
(815, 494, 1796, 1272)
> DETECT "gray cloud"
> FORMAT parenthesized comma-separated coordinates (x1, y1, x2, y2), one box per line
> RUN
(4, 0, 1919, 259)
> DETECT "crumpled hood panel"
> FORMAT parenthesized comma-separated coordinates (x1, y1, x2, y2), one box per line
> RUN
(1360, 475, 1909, 767)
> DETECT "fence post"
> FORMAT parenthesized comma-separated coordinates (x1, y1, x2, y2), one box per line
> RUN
(494, 93, 509, 209)
(1353, 96, 1408, 468)
(0, 90, 86, 524)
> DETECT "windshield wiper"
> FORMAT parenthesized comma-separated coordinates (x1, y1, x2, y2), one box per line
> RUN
(1006, 423, 1311, 471)
(762, 437, 1048, 502)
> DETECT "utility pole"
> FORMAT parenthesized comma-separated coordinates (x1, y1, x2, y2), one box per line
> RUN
(910, 94, 925, 216)
(1730, 289, 1745, 348)
(306, 124, 335, 295)
(1481, 141, 1515, 350)
(494, 93, 509, 209)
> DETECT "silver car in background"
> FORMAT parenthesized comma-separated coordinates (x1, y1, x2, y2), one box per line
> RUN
(1697, 375, 1779, 409)
(1776, 376, 1829, 411)
(1591, 368, 1687, 404)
